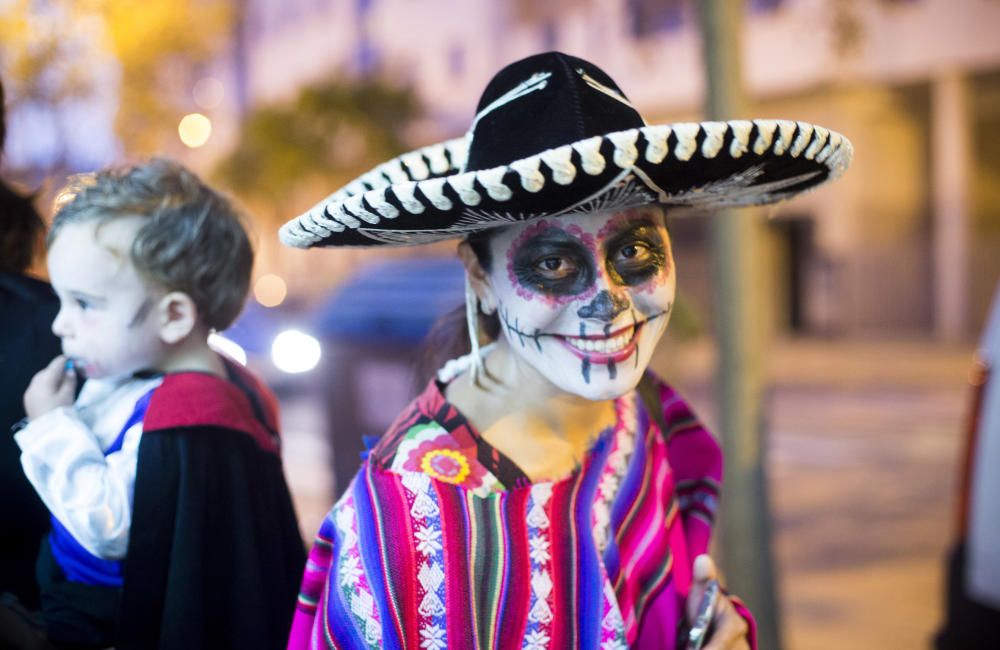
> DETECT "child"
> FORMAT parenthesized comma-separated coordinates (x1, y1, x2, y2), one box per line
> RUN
(16, 159, 305, 649)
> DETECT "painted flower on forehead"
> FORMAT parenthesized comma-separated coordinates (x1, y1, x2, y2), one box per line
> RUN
(484, 208, 676, 400)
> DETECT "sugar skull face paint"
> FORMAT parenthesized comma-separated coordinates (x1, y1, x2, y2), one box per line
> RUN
(483, 207, 674, 400)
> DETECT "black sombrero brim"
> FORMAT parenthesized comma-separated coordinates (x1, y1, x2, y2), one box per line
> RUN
(279, 118, 852, 249)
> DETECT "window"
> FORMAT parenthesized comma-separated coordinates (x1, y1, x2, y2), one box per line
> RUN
(541, 20, 559, 49)
(627, 0, 687, 38)
(448, 45, 465, 79)
(356, 40, 378, 74)
(748, 0, 783, 14)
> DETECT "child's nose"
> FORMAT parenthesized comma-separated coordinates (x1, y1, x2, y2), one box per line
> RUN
(51, 308, 70, 338)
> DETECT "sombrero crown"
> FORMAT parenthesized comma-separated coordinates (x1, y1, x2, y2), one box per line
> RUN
(281, 51, 852, 248)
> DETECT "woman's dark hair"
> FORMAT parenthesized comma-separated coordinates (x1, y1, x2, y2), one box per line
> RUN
(0, 180, 44, 274)
(1, 76, 6, 152)
(415, 229, 502, 386)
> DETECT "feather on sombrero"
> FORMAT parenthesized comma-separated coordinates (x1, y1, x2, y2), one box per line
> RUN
(280, 51, 852, 249)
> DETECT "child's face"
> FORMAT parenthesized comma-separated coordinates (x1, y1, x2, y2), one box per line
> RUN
(482, 206, 675, 400)
(48, 218, 166, 380)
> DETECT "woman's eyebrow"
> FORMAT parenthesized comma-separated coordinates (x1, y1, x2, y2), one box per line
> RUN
(602, 219, 663, 243)
(598, 209, 664, 238)
(520, 225, 582, 245)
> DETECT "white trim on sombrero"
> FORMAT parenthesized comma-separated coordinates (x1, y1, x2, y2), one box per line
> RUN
(331, 174, 657, 247)
(280, 119, 853, 248)
(554, 171, 659, 217)
(469, 71, 552, 135)
(349, 174, 659, 247)
(575, 68, 638, 113)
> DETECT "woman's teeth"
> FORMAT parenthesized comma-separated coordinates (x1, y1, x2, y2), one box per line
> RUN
(565, 327, 633, 354)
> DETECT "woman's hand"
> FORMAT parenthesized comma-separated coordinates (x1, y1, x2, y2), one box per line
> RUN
(23, 355, 77, 420)
(686, 554, 751, 650)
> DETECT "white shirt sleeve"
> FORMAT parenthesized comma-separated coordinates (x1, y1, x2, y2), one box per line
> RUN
(15, 405, 142, 560)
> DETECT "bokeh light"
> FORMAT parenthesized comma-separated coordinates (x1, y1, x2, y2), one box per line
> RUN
(254, 273, 288, 307)
(271, 330, 321, 374)
(178, 112, 212, 148)
(193, 77, 225, 109)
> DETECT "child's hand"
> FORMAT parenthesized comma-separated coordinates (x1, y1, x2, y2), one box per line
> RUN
(24, 355, 77, 420)
(686, 554, 750, 650)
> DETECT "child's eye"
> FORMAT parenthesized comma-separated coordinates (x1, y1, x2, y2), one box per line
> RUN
(74, 298, 91, 310)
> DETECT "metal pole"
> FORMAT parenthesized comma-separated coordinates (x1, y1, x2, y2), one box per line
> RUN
(696, 1, 781, 648)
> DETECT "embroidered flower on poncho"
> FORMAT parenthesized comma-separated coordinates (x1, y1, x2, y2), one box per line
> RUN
(401, 436, 488, 488)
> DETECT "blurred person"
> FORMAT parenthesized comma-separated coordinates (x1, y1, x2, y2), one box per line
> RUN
(936, 281, 1000, 648)
(0, 75, 62, 617)
(12, 159, 305, 649)
(279, 52, 851, 649)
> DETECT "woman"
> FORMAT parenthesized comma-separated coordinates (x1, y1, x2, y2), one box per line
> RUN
(280, 51, 851, 649)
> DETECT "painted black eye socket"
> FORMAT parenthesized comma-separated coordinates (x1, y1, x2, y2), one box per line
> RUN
(511, 230, 596, 296)
(605, 227, 666, 286)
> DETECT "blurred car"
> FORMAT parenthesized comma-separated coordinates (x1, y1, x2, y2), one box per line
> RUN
(220, 257, 466, 496)
(311, 257, 465, 496)
(936, 281, 1000, 649)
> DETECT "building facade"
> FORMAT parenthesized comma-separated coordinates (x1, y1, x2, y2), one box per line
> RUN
(237, 0, 1000, 341)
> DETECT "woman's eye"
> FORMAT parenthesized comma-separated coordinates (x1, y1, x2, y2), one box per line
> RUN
(536, 256, 575, 277)
(617, 242, 648, 263)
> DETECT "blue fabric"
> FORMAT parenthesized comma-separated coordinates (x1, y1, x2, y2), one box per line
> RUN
(313, 258, 465, 345)
(575, 426, 615, 649)
(48, 388, 156, 587)
(354, 465, 403, 650)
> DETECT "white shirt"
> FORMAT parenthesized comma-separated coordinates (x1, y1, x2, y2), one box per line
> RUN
(15, 374, 163, 560)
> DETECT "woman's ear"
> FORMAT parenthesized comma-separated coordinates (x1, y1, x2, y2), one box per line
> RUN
(157, 291, 199, 344)
(457, 240, 497, 313)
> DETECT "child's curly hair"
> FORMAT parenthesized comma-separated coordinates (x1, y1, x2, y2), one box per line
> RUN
(50, 158, 254, 331)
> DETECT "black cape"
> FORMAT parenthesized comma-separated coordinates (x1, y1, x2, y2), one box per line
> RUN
(38, 361, 306, 649)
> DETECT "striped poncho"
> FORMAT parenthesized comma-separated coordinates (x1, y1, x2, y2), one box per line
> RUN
(289, 372, 750, 649)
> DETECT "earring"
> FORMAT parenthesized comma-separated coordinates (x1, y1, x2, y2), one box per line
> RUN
(465, 274, 486, 385)
(480, 296, 496, 315)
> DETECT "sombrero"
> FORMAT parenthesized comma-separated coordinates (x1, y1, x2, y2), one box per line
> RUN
(280, 51, 852, 249)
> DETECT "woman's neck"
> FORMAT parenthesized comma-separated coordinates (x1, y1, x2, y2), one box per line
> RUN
(446, 340, 617, 481)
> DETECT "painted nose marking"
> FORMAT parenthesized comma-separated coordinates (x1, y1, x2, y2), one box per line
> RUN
(576, 290, 628, 322)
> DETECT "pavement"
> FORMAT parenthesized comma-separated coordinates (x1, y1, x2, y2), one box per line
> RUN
(654, 336, 975, 650)
(279, 335, 977, 649)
